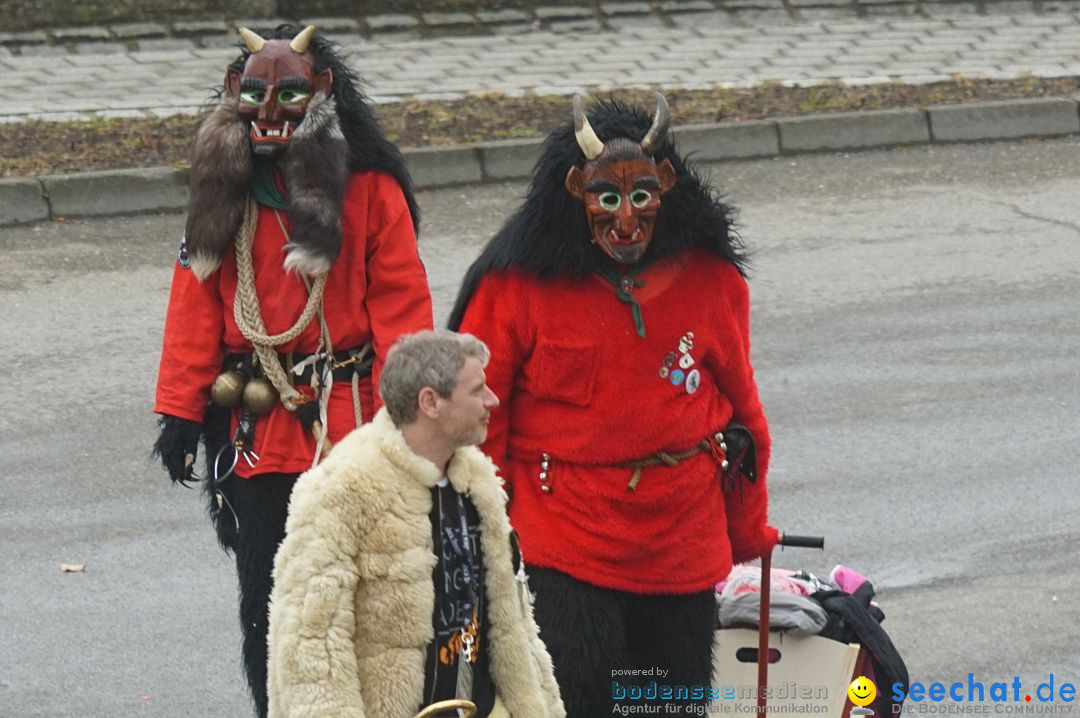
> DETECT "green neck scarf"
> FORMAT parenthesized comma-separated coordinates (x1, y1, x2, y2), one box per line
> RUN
(595, 260, 651, 338)
(251, 157, 288, 210)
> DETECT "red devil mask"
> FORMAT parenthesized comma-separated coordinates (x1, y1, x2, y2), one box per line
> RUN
(225, 26, 333, 158)
(565, 94, 677, 266)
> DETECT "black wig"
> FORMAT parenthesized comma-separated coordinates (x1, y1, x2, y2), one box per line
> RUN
(448, 97, 744, 329)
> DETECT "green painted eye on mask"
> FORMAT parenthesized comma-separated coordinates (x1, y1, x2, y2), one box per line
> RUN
(239, 89, 266, 105)
(598, 192, 621, 211)
(630, 189, 652, 207)
(277, 88, 310, 105)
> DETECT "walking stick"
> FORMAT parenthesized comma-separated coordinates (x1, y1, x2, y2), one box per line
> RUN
(756, 533, 826, 713)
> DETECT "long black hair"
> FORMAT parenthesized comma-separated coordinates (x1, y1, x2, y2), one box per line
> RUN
(228, 24, 420, 232)
(448, 97, 744, 329)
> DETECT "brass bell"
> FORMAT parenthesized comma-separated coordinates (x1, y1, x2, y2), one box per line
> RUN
(242, 377, 279, 416)
(210, 370, 247, 408)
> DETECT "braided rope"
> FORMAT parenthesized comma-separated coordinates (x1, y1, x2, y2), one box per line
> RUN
(618, 440, 710, 491)
(231, 196, 327, 410)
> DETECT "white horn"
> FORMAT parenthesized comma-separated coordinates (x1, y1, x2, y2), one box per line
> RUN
(237, 27, 266, 54)
(573, 95, 604, 162)
(639, 92, 670, 157)
(290, 25, 316, 54)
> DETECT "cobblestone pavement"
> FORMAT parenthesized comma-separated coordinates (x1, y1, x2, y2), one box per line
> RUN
(2, 1, 1080, 122)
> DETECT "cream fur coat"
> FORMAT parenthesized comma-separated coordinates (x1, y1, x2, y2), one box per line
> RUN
(267, 408, 565, 718)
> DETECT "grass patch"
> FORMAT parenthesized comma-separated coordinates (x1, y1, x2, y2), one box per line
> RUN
(3, 75, 1078, 177)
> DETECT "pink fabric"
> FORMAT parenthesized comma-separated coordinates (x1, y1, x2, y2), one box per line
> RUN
(716, 566, 811, 596)
(829, 565, 869, 594)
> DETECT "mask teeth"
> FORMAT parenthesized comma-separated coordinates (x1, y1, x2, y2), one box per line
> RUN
(256, 125, 290, 139)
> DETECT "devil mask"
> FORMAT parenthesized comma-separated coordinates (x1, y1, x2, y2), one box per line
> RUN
(183, 25, 350, 281)
(225, 26, 333, 158)
(565, 94, 677, 266)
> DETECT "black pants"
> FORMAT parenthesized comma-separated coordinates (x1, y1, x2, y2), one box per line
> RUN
(228, 472, 298, 718)
(527, 566, 717, 717)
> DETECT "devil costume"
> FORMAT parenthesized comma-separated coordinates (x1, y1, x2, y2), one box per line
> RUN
(153, 25, 432, 717)
(449, 96, 778, 716)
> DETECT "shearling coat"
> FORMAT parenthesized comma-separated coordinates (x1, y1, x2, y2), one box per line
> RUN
(267, 408, 565, 718)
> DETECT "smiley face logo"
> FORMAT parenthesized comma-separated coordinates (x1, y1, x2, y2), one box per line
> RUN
(848, 676, 877, 707)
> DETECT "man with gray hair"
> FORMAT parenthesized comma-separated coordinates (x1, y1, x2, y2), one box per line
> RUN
(267, 330, 565, 718)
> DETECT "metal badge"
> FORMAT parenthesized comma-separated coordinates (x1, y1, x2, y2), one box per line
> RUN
(658, 351, 677, 380)
(177, 235, 191, 269)
(670, 369, 685, 386)
(685, 368, 701, 394)
(679, 353, 694, 369)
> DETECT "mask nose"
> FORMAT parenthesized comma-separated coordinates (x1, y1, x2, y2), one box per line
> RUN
(258, 86, 280, 122)
(613, 198, 635, 236)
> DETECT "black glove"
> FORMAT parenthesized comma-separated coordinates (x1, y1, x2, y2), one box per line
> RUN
(152, 415, 202, 487)
(722, 422, 757, 483)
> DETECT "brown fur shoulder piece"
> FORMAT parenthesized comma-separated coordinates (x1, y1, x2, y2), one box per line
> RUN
(184, 97, 252, 281)
(182, 92, 349, 281)
(281, 92, 349, 277)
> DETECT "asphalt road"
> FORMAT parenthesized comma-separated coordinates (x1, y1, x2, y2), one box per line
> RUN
(1, 138, 1078, 717)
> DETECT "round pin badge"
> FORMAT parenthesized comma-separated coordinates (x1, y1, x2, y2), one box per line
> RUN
(685, 369, 701, 394)
(670, 369, 685, 386)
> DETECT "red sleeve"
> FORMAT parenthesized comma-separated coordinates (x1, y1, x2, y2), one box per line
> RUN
(457, 273, 527, 475)
(154, 259, 225, 423)
(711, 264, 778, 564)
(362, 178, 434, 407)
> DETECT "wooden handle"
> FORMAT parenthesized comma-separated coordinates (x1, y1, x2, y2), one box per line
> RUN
(413, 699, 477, 718)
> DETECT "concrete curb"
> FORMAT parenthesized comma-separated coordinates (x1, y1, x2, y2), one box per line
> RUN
(402, 145, 483, 188)
(0, 177, 49, 225)
(40, 166, 190, 218)
(674, 121, 780, 161)
(777, 108, 929, 153)
(3, 97, 1079, 226)
(928, 98, 1080, 143)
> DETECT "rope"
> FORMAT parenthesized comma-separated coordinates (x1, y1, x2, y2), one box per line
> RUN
(351, 371, 362, 427)
(617, 440, 710, 491)
(231, 196, 327, 410)
(307, 271, 334, 466)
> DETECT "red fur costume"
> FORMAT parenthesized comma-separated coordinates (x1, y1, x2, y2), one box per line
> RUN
(459, 254, 775, 593)
(156, 171, 431, 476)
(449, 97, 778, 718)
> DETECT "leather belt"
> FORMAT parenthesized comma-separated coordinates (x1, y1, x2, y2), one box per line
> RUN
(224, 345, 373, 386)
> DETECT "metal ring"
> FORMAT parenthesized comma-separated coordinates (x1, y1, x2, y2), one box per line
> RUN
(213, 444, 238, 484)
